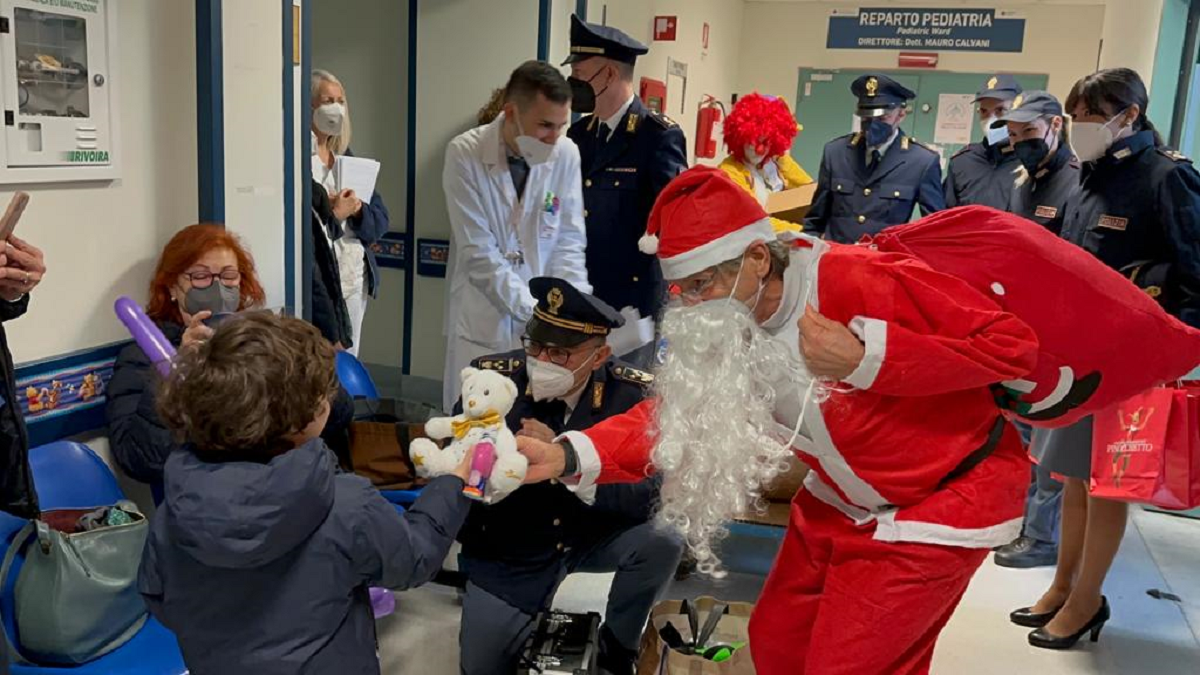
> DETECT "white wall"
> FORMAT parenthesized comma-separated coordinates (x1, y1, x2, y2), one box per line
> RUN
(223, 1, 286, 311)
(585, 0, 746, 166)
(739, 1, 1107, 117)
(1099, 0, 1165, 88)
(312, 0, 408, 368)
(4, 0, 197, 363)
(410, 0, 540, 381)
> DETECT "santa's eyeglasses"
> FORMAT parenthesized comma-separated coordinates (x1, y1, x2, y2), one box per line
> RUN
(670, 272, 723, 302)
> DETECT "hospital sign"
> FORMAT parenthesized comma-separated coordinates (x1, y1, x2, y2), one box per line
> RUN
(827, 8, 1026, 53)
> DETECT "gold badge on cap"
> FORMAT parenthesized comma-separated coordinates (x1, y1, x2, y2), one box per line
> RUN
(547, 288, 564, 315)
(865, 77, 878, 97)
(988, 76, 998, 90)
(1012, 94, 1024, 109)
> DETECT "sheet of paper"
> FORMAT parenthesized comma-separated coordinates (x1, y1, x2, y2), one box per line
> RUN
(336, 155, 381, 199)
(934, 93, 976, 146)
(608, 308, 656, 357)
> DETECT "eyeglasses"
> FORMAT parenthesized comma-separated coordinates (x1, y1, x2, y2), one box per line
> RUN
(182, 269, 241, 289)
(521, 336, 590, 367)
(672, 272, 722, 302)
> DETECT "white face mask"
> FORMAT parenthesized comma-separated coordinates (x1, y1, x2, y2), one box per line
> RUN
(1070, 110, 1130, 163)
(313, 102, 345, 136)
(703, 256, 765, 317)
(744, 144, 766, 167)
(527, 350, 598, 402)
(514, 114, 555, 166)
(984, 118, 1010, 147)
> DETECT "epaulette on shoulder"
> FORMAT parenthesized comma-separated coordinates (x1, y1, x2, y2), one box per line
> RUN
(474, 356, 524, 374)
(908, 138, 937, 154)
(612, 364, 654, 387)
(648, 110, 678, 129)
(1159, 148, 1192, 164)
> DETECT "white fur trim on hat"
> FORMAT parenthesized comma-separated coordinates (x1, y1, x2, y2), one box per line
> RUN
(638, 234, 659, 255)
(659, 218, 776, 280)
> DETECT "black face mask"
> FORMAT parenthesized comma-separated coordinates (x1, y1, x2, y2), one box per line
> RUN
(568, 67, 609, 114)
(1013, 138, 1051, 174)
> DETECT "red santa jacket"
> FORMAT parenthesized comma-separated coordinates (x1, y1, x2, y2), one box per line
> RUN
(564, 242, 1040, 549)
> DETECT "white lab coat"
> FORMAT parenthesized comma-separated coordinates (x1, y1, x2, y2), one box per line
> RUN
(441, 112, 591, 411)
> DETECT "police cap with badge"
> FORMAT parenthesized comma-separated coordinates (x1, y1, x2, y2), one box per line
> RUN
(852, 74, 916, 118)
(991, 90, 1063, 127)
(975, 74, 1023, 103)
(561, 14, 648, 65)
(526, 277, 625, 347)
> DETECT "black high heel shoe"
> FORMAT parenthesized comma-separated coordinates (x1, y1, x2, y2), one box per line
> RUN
(1010, 604, 1062, 628)
(1028, 597, 1110, 650)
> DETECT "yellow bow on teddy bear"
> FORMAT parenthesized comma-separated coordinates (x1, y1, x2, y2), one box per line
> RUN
(451, 410, 503, 440)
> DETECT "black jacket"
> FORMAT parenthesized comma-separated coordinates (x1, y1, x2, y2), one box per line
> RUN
(310, 180, 354, 348)
(1059, 131, 1200, 328)
(105, 319, 355, 485)
(456, 351, 656, 613)
(945, 140, 1021, 210)
(568, 97, 687, 318)
(0, 294, 37, 519)
(1008, 142, 1080, 235)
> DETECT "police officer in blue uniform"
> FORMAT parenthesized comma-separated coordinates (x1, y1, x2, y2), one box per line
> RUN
(944, 74, 1023, 210)
(564, 15, 687, 365)
(991, 90, 1079, 570)
(804, 73, 945, 243)
(1059, 75, 1200, 329)
(456, 277, 683, 675)
(997, 90, 1081, 236)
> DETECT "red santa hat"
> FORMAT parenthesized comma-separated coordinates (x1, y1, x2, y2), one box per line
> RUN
(639, 167, 775, 280)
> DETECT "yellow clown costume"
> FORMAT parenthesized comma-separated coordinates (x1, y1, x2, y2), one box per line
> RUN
(718, 92, 814, 238)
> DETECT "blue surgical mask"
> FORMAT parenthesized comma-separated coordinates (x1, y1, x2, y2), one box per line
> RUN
(861, 117, 895, 147)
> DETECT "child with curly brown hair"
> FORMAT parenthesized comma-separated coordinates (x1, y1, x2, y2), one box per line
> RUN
(138, 312, 471, 675)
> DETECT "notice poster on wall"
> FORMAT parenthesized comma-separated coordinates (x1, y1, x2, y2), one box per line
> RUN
(934, 93, 976, 145)
(827, 8, 1026, 52)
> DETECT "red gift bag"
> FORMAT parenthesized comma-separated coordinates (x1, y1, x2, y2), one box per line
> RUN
(1090, 384, 1200, 510)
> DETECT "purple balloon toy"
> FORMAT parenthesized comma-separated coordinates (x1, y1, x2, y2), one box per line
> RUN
(114, 296, 177, 377)
(369, 586, 396, 618)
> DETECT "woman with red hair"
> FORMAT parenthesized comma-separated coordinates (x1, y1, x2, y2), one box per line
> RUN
(105, 224, 351, 495)
(718, 92, 814, 237)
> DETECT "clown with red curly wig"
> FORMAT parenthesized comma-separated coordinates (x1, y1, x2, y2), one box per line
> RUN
(718, 92, 814, 237)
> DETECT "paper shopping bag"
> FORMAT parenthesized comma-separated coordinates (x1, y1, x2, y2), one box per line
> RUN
(637, 597, 756, 675)
(1090, 385, 1200, 510)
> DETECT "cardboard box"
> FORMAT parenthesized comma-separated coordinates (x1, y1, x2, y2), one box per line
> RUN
(766, 183, 818, 223)
(734, 457, 809, 527)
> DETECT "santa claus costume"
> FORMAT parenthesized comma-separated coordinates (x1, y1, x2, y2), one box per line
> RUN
(717, 93, 814, 238)
(560, 167, 1040, 675)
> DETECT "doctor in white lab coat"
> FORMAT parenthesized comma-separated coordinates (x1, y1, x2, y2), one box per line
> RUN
(442, 61, 591, 411)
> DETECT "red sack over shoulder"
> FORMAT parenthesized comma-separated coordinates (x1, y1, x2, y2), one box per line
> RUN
(869, 206, 1200, 428)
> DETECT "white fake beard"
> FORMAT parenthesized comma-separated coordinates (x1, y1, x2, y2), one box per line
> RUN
(651, 300, 810, 577)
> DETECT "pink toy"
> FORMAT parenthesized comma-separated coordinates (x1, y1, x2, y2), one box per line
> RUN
(462, 439, 496, 501)
(114, 296, 176, 377)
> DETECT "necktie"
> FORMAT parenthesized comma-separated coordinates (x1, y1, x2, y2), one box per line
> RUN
(597, 123, 611, 148)
(533, 399, 568, 435)
(871, 149, 882, 167)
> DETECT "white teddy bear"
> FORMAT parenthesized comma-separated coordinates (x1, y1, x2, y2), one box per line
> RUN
(410, 367, 528, 503)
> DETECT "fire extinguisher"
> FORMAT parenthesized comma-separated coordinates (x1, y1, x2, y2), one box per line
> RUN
(695, 95, 725, 160)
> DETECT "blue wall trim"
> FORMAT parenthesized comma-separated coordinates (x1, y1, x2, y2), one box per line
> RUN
(301, 0, 314, 321)
(537, 0, 552, 61)
(15, 342, 131, 447)
(402, 0, 417, 375)
(196, 0, 225, 224)
(576, 0, 587, 20)
(283, 0, 296, 313)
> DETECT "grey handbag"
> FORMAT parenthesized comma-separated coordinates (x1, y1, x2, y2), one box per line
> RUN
(0, 500, 149, 665)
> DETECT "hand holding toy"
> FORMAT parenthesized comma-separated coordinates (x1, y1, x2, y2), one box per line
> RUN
(114, 296, 176, 377)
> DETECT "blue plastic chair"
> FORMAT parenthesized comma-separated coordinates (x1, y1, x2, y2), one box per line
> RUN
(336, 351, 379, 400)
(1, 441, 187, 674)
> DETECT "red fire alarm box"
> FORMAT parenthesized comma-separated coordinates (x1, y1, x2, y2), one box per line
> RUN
(654, 15, 677, 41)
(640, 77, 667, 115)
